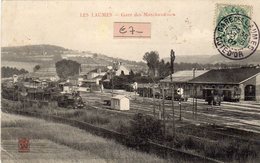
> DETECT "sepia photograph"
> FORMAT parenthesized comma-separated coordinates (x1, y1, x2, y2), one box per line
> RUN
(1, 0, 260, 162)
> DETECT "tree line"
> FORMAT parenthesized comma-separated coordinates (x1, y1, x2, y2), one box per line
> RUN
(143, 51, 248, 79)
(1, 67, 28, 78)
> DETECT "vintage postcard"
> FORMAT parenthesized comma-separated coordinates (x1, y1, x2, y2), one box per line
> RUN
(1, 0, 260, 162)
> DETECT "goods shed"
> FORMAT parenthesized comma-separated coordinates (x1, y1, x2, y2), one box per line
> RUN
(111, 95, 130, 110)
(189, 67, 260, 101)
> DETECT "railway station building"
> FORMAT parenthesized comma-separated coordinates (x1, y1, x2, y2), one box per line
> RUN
(189, 67, 260, 102)
(160, 70, 208, 98)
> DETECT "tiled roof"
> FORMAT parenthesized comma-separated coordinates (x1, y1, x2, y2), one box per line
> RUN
(189, 67, 260, 84)
(89, 67, 110, 73)
(160, 70, 208, 83)
(111, 95, 129, 100)
(92, 75, 104, 79)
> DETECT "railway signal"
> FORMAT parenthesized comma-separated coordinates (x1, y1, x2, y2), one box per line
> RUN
(162, 85, 166, 136)
(177, 88, 183, 121)
(179, 100, 182, 121)
(152, 84, 156, 117)
(177, 88, 183, 95)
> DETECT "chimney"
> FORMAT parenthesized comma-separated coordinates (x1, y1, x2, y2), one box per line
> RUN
(192, 68, 196, 78)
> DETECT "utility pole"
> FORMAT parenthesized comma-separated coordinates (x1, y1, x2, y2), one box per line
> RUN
(153, 84, 156, 117)
(170, 49, 175, 138)
(192, 68, 195, 118)
(179, 99, 182, 121)
(111, 70, 114, 97)
(158, 100, 162, 120)
(162, 85, 166, 136)
(195, 85, 198, 119)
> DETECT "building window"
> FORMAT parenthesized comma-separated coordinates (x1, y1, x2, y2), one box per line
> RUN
(115, 100, 119, 106)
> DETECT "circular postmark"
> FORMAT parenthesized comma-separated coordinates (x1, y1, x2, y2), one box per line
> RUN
(214, 14, 259, 60)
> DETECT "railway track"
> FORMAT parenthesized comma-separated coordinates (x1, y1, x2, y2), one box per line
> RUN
(81, 93, 260, 144)
(130, 96, 260, 132)
(2, 97, 259, 162)
(131, 100, 260, 133)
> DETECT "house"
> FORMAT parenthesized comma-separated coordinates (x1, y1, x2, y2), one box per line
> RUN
(113, 62, 130, 76)
(59, 82, 75, 93)
(189, 67, 260, 101)
(105, 62, 130, 81)
(13, 74, 18, 83)
(23, 79, 45, 89)
(111, 95, 130, 110)
(86, 67, 110, 79)
(77, 73, 103, 93)
(67, 75, 80, 85)
(160, 70, 208, 97)
(80, 80, 101, 92)
(77, 86, 91, 93)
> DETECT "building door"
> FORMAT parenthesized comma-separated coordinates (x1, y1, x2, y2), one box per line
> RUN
(244, 85, 256, 101)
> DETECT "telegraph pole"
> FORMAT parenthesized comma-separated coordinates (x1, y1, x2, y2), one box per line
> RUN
(170, 49, 176, 138)
(192, 68, 195, 118)
(179, 100, 182, 121)
(111, 70, 114, 97)
(153, 84, 156, 117)
(162, 85, 166, 136)
(195, 85, 198, 119)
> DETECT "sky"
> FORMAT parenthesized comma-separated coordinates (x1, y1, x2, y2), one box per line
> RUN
(2, 0, 260, 61)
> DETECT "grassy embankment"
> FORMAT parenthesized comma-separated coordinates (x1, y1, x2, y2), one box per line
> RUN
(2, 98, 260, 162)
(1, 112, 171, 163)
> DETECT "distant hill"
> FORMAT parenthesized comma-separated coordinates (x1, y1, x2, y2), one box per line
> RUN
(2, 44, 67, 63)
(1, 44, 147, 73)
(2, 44, 67, 56)
(163, 55, 211, 64)
(163, 51, 260, 65)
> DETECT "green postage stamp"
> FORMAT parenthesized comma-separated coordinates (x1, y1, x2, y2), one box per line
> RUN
(214, 4, 259, 60)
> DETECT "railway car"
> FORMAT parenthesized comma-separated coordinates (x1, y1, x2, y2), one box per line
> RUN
(204, 90, 222, 106)
(136, 85, 188, 101)
(137, 86, 153, 98)
(164, 89, 188, 101)
(203, 87, 240, 104)
(57, 93, 85, 109)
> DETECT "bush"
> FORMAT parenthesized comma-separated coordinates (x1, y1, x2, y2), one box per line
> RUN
(183, 137, 196, 149)
(128, 113, 163, 146)
(236, 142, 257, 160)
(80, 113, 110, 125)
(204, 139, 257, 161)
